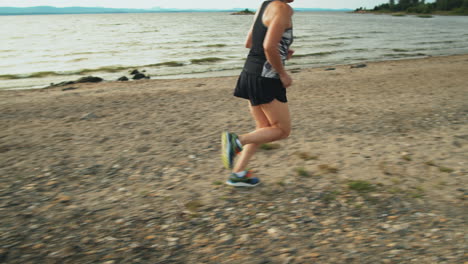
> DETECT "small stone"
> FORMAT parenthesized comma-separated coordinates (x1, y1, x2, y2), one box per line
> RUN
(214, 223, 227, 232)
(390, 223, 410, 233)
(306, 253, 320, 258)
(256, 213, 269, 219)
(380, 223, 391, 230)
(129, 242, 141, 248)
(117, 76, 129, 81)
(32, 243, 45, 249)
(325, 67, 336, 71)
(145, 235, 156, 240)
(321, 219, 336, 226)
(279, 248, 297, 254)
(220, 234, 233, 243)
(199, 245, 216, 254)
(80, 112, 98, 120)
(354, 235, 364, 241)
(56, 195, 71, 203)
(46, 181, 58, 186)
(166, 237, 179, 242)
(238, 234, 250, 243)
(81, 237, 92, 244)
(267, 228, 281, 239)
(193, 238, 210, 246)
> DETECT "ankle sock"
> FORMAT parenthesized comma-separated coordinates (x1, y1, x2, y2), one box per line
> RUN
(233, 171, 247, 177)
(235, 139, 242, 149)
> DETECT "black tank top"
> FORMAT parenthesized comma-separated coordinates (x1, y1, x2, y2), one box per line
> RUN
(245, 0, 293, 79)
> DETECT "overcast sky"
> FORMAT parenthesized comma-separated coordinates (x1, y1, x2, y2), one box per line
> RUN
(0, 0, 433, 10)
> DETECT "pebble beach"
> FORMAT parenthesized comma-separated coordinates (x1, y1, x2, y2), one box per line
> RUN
(1, 54, 467, 263)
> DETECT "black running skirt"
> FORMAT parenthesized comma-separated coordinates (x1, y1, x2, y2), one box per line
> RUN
(233, 59, 287, 106)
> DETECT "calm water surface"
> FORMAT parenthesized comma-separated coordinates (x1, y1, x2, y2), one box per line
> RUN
(1, 12, 467, 89)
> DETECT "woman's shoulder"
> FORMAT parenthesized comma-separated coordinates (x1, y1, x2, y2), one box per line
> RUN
(267, 1, 293, 16)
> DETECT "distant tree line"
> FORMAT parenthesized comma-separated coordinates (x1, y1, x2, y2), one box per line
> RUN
(356, 0, 468, 15)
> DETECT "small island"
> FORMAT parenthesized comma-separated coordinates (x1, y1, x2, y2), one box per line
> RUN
(354, 0, 468, 16)
(231, 8, 255, 15)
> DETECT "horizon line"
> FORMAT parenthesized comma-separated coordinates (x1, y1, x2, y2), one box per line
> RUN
(0, 5, 353, 12)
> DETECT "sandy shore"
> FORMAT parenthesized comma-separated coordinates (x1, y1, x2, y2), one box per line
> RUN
(1, 55, 467, 263)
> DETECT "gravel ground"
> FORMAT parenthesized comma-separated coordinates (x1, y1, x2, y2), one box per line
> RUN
(1, 55, 467, 264)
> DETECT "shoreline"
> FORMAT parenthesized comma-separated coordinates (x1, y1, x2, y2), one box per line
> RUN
(351, 10, 468, 16)
(1, 54, 465, 92)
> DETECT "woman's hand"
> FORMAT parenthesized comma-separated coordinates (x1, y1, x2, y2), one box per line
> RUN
(280, 72, 293, 88)
(287, 49, 295, 60)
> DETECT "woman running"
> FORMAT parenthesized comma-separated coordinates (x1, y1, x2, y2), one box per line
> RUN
(222, 0, 295, 187)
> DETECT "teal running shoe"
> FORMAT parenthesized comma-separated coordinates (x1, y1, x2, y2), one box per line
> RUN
(226, 171, 260, 187)
(221, 132, 242, 169)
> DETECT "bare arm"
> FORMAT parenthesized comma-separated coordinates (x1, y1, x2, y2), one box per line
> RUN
(263, 3, 293, 87)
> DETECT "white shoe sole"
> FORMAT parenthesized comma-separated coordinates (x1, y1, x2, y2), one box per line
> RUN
(226, 180, 260, 187)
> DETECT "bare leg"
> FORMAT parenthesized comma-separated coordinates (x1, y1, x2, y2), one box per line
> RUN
(232, 104, 270, 173)
(238, 99, 291, 146)
(233, 99, 291, 173)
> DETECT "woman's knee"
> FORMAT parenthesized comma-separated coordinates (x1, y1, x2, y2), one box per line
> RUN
(279, 127, 291, 140)
(271, 125, 290, 140)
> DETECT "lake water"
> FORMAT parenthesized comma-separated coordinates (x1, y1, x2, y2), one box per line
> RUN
(1, 12, 467, 89)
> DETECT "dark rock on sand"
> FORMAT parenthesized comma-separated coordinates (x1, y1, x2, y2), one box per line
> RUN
(76, 76, 103, 83)
(50, 81, 75, 87)
(62, 87, 78, 91)
(130, 69, 149, 80)
(117, 76, 129, 81)
(351, 64, 367, 69)
(132, 73, 148, 80)
(50, 76, 102, 88)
